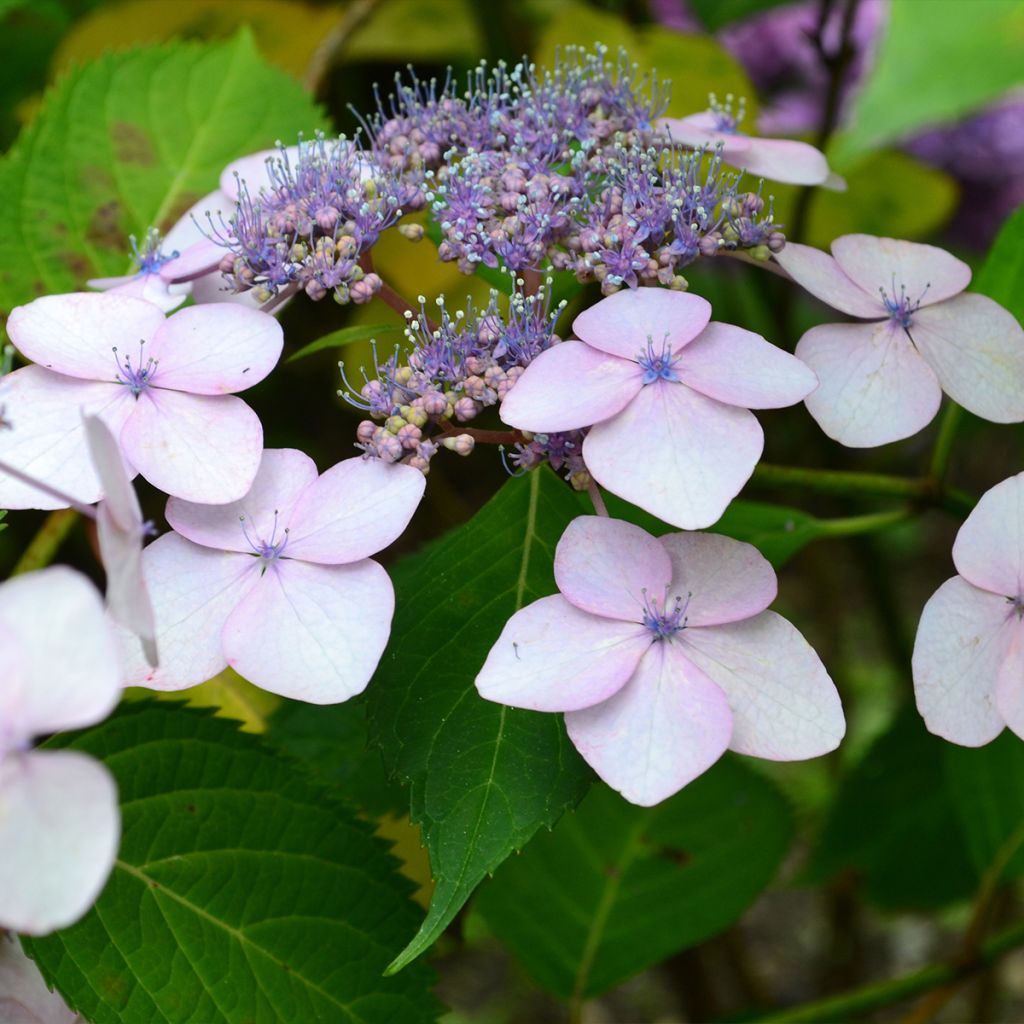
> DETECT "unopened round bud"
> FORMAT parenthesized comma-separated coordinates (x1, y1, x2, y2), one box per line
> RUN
(398, 223, 425, 242)
(442, 433, 475, 456)
(356, 420, 377, 444)
(385, 414, 407, 434)
(421, 390, 448, 417)
(397, 423, 422, 449)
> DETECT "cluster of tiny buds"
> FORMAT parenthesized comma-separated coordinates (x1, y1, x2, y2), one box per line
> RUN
(505, 428, 591, 490)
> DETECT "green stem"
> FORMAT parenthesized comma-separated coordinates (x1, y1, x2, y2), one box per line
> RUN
(928, 401, 963, 483)
(750, 464, 975, 517)
(11, 509, 79, 576)
(815, 507, 913, 538)
(757, 918, 1024, 1023)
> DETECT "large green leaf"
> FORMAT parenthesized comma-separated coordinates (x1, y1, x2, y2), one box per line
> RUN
(0, 31, 324, 311)
(974, 202, 1024, 321)
(366, 468, 593, 972)
(23, 702, 441, 1024)
(807, 707, 977, 910)
(474, 756, 793, 998)
(831, 0, 1024, 168)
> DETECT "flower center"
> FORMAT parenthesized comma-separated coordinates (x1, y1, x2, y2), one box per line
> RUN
(113, 340, 157, 396)
(642, 588, 691, 640)
(636, 335, 680, 385)
(240, 510, 289, 571)
(132, 228, 177, 275)
(879, 276, 930, 331)
(708, 93, 746, 136)
(1007, 594, 1024, 620)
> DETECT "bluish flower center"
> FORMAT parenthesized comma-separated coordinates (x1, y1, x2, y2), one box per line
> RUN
(131, 229, 177, 275)
(1007, 594, 1024, 620)
(879, 276, 930, 331)
(636, 335, 680, 384)
(113, 341, 157, 396)
(642, 588, 690, 640)
(240, 510, 289, 571)
(708, 93, 746, 136)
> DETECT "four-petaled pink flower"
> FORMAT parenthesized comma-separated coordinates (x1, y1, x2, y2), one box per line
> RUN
(121, 448, 425, 703)
(0, 567, 122, 935)
(0, 292, 283, 508)
(499, 288, 818, 529)
(657, 98, 836, 187)
(913, 472, 1024, 746)
(476, 516, 844, 806)
(775, 234, 1024, 447)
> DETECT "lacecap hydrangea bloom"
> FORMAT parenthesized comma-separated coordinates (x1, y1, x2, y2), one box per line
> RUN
(499, 287, 817, 528)
(0, 568, 122, 935)
(0, 293, 283, 507)
(913, 472, 1024, 745)
(476, 516, 844, 806)
(121, 449, 424, 703)
(776, 234, 1024, 447)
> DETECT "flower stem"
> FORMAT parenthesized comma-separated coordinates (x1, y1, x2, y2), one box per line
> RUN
(757, 917, 1024, 1023)
(815, 506, 913, 538)
(928, 400, 963, 483)
(587, 478, 609, 517)
(11, 509, 79, 576)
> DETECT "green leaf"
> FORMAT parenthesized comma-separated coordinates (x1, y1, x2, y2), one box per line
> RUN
(366, 468, 593, 972)
(0, 31, 325, 311)
(974, 202, 1024, 321)
(807, 707, 977, 910)
(686, 0, 793, 32)
(945, 731, 1024, 880)
(23, 702, 441, 1024)
(831, 0, 1024, 168)
(474, 756, 793, 998)
(346, 0, 483, 60)
(286, 323, 405, 363)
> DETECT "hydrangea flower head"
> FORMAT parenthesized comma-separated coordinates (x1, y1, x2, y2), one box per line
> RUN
(0, 567, 122, 935)
(476, 516, 844, 805)
(913, 472, 1024, 745)
(776, 234, 1024, 446)
(0, 293, 283, 508)
(122, 449, 425, 703)
(499, 288, 817, 528)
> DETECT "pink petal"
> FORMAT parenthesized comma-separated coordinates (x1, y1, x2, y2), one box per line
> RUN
(167, 448, 319, 554)
(572, 288, 712, 360)
(554, 515, 672, 622)
(119, 534, 256, 691)
(0, 566, 122, 739)
(995, 626, 1024, 741)
(773, 242, 882, 318)
(952, 472, 1024, 597)
(285, 457, 426, 564)
(0, 933, 83, 1024)
(911, 294, 1024, 423)
(475, 594, 652, 712)
(831, 235, 971, 308)
(147, 304, 283, 395)
(583, 381, 763, 530)
(223, 558, 395, 703)
(565, 642, 733, 806)
(161, 189, 231, 256)
(656, 115, 753, 152)
(674, 322, 818, 409)
(0, 750, 119, 936)
(159, 238, 227, 284)
(795, 321, 942, 447)
(659, 532, 777, 627)
(83, 413, 139, 532)
(0, 367, 135, 509)
(220, 145, 300, 202)
(89, 272, 187, 313)
(912, 576, 1014, 746)
(681, 611, 845, 759)
(497, 341, 643, 432)
(728, 136, 830, 186)
(120, 390, 263, 504)
(7, 293, 165, 381)
(190, 272, 267, 310)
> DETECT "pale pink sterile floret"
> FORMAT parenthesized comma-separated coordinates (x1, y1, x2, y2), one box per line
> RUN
(499, 288, 818, 529)
(476, 516, 844, 806)
(0, 934, 83, 1023)
(0, 293, 283, 509)
(913, 472, 1024, 746)
(82, 414, 157, 667)
(0, 568, 122, 936)
(657, 107, 837, 187)
(776, 234, 1024, 447)
(120, 449, 426, 704)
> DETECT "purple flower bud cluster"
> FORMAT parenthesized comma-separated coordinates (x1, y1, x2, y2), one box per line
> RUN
(341, 281, 563, 474)
(507, 429, 590, 490)
(211, 134, 415, 305)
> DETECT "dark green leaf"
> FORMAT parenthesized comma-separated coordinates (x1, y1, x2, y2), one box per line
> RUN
(0, 31, 325, 310)
(366, 468, 593, 972)
(286, 323, 404, 363)
(807, 707, 977, 909)
(974, 202, 1024, 321)
(475, 756, 793, 998)
(24, 702, 441, 1024)
(686, 0, 794, 31)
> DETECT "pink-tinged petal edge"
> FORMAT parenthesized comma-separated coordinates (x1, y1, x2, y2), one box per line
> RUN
(952, 471, 1024, 599)
(772, 242, 882, 319)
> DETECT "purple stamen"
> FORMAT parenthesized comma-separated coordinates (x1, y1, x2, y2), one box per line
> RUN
(880, 275, 930, 331)
(641, 588, 691, 640)
(637, 335, 680, 384)
(240, 510, 289, 571)
(113, 340, 157, 396)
